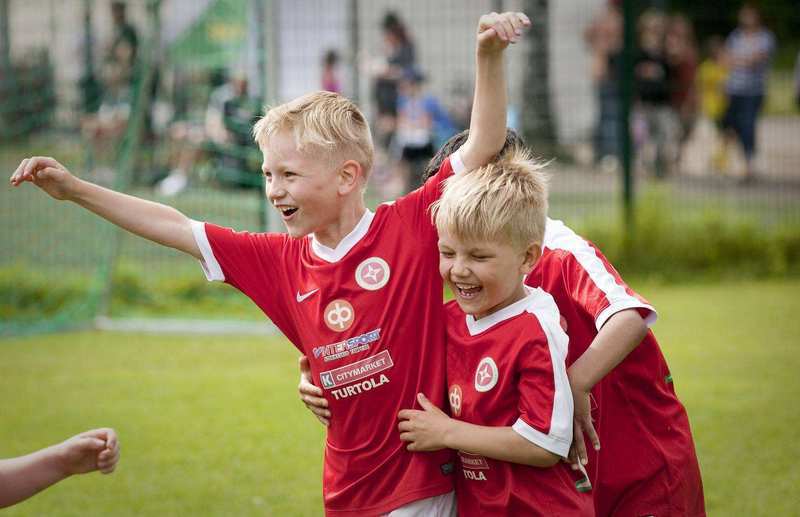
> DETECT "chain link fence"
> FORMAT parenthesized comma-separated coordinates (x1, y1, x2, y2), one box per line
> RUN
(2, 0, 799, 334)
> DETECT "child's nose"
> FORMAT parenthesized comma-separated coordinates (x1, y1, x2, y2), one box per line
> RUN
(267, 182, 287, 201)
(451, 259, 470, 277)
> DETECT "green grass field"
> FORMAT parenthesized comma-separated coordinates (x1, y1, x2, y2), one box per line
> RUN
(2, 279, 799, 515)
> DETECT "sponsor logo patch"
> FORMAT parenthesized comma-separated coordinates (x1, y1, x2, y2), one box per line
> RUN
(328, 374, 390, 400)
(319, 350, 394, 389)
(296, 288, 319, 303)
(458, 452, 490, 470)
(448, 384, 462, 417)
(355, 257, 390, 291)
(324, 299, 354, 332)
(474, 357, 499, 392)
(313, 328, 381, 362)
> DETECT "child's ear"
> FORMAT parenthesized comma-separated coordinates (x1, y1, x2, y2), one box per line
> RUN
(520, 241, 542, 275)
(338, 160, 363, 195)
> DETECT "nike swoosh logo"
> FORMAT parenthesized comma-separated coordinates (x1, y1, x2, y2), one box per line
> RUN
(296, 289, 319, 302)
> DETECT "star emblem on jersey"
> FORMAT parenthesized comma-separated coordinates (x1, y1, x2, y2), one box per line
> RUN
(296, 288, 319, 303)
(474, 357, 498, 392)
(324, 299, 355, 332)
(355, 257, 390, 291)
(449, 384, 463, 417)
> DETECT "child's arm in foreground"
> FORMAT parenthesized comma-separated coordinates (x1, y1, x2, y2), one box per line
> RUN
(0, 428, 120, 508)
(9, 157, 201, 259)
(398, 394, 559, 468)
(459, 11, 531, 171)
(568, 309, 648, 464)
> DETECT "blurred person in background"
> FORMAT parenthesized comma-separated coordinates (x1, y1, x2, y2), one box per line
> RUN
(633, 9, 679, 179)
(696, 36, 730, 173)
(218, 74, 262, 189)
(392, 67, 456, 192)
(105, 0, 138, 90)
(585, 1, 623, 173)
(80, 1, 140, 172)
(721, 3, 775, 182)
(158, 68, 233, 196)
(666, 14, 699, 146)
(321, 49, 342, 94)
(372, 12, 417, 149)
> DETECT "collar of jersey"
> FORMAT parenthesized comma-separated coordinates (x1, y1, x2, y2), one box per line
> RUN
(310, 209, 375, 263)
(465, 286, 540, 336)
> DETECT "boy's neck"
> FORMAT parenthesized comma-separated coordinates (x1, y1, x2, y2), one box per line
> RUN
(313, 201, 367, 249)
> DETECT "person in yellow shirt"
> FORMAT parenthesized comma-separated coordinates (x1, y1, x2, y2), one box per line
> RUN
(697, 36, 729, 173)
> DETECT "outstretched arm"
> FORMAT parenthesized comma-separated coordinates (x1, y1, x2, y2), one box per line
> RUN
(0, 428, 120, 508)
(398, 393, 559, 468)
(10, 157, 201, 259)
(460, 11, 531, 171)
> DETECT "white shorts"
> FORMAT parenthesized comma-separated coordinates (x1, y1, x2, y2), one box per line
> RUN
(383, 491, 456, 517)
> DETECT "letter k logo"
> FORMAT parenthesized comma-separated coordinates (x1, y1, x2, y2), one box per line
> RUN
(296, 288, 319, 303)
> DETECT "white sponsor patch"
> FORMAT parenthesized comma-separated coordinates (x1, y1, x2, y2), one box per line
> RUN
(355, 257, 390, 291)
(329, 374, 390, 400)
(474, 357, 498, 392)
(324, 299, 354, 332)
(319, 350, 394, 389)
(313, 328, 381, 362)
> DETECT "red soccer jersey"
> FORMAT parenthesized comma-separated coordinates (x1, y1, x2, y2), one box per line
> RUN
(191, 154, 466, 516)
(445, 289, 594, 517)
(525, 218, 705, 517)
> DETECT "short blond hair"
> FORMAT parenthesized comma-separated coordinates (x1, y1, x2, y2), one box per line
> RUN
(252, 91, 374, 179)
(432, 146, 549, 250)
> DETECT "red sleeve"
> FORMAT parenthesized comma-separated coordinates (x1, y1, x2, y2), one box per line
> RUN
(191, 220, 301, 345)
(512, 317, 573, 457)
(391, 150, 466, 241)
(560, 246, 657, 330)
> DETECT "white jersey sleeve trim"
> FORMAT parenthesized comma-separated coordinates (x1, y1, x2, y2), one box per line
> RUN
(512, 417, 571, 458)
(596, 299, 658, 330)
(190, 219, 225, 282)
(450, 148, 466, 175)
(543, 218, 657, 331)
(519, 288, 574, 458)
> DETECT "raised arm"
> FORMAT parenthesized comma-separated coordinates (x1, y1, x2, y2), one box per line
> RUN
(10, 157, 201, 259)
(398, 394, 559, 468)
(460, 11, 531, 171)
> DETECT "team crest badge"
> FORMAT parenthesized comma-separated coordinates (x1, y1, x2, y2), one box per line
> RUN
(449, 384, 463, 417)
(355, 257, 390, 291)
(324, 299, 355, 332)
(474, 357, 498, 392)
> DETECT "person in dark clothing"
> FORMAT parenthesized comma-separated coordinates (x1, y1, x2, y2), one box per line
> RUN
(372, 12, 417, 149)
(634, 9, 679, 178)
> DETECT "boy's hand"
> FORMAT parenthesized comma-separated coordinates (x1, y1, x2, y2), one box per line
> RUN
(297, 356, 330, 426)
(9, 157, 77, 201)
(397, 393, 450, 452)
(568, 388, 600, 468)
(477, 11, 531, 54)
(56, 428, 120, 476)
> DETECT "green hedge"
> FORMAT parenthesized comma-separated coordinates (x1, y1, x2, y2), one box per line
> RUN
(2, 193, 799, 324)
(579, 190, 800, 282)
